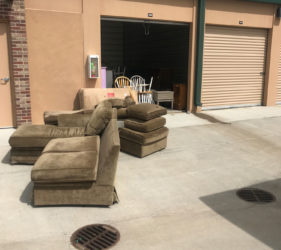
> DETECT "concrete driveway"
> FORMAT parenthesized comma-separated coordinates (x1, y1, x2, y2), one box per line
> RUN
(1, 108, 281, 250)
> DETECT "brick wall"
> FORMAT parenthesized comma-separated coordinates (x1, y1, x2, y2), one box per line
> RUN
(0, 0, 31, 126)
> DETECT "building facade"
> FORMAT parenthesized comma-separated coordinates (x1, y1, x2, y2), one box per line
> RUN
(0, 0, 281, 125)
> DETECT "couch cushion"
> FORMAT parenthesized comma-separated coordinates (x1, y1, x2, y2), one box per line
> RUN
(102, 98, 124, 108)
(127, 103, 167, 121)
(124, 117, 166, 132)
(43, 136, 100, 153)
(85, 102, 113, 136)
(117, 108, 128, 119)
(119, 127, 168, 144)
(9, 124, 85, 148)
(44, 109, 87, 125)
(31, 136, 100, 183)
(57, 113, 92, 127)
(79, 88, 138, 109)
(123, 96, 136, 107)
(120, 137, 167, 158)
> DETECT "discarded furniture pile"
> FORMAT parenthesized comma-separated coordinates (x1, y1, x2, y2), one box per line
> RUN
(8, 88, 169, 206)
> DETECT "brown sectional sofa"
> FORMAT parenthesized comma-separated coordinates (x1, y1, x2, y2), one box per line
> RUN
(9, 101, 121, 206)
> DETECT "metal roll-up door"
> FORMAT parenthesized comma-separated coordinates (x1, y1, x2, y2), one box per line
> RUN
(276, 45, 281, 103)
(202, 25, 268, 109)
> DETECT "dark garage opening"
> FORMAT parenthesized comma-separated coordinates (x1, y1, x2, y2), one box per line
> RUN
(101, 18, 189, 110)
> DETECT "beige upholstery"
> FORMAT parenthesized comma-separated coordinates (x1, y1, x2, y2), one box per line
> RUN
(124, 117, 166, 132)
(127, 103, 167, 121)
(79, 88, 138, 110)
(9, 124, 85, 148)
(31, 118, 120, 206)
(32, 136, 100, 183)
(119, 127, 168, 145)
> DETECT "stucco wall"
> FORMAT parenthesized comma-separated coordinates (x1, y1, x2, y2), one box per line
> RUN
(25, 2, 84, 124)
(206, 0, 275, 28)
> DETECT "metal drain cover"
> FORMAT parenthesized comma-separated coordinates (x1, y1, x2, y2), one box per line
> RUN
(237, 188, 276, 204)
(71, 224, 120, 250)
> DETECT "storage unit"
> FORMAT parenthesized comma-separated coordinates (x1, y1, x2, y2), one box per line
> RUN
(276, 45, 281, 103)
(202, 25, 268, 109)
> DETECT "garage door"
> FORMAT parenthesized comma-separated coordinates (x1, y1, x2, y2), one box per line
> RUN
(202, 25, 268, 109)
(276, 45, 281, 103)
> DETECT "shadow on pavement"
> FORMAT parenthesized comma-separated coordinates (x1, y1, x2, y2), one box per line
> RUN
(20, 181, 33, 205)
(200, 179, 281, 250)
(2, 150, 10, 164)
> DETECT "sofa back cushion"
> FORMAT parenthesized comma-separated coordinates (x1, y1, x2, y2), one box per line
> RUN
(79, 88, 138, 109)
(58, 113, 92, 127)
(85, 102, 113, 136)
(127, 103, 167, 121)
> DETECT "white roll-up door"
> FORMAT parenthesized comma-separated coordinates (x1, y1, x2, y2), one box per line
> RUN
(276, 45, 281, 103)
(202, 25, 268, 109)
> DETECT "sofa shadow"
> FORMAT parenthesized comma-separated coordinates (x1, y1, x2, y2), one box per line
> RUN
(200, 179, 281, 250)
(2, 150, 11, 164)
(20, 181, 33, 205)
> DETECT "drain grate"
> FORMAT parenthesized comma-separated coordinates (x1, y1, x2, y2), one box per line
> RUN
(236, 188, 276, 204)
(71, 224, 120, 250)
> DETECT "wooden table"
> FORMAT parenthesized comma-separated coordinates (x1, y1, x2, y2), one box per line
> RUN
(152, 90, 174, 109)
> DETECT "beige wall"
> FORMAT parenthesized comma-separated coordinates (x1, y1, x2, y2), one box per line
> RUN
(206, 0, 274, 28)
(24, 0, 281, 123)
(25, 8, 84, 123)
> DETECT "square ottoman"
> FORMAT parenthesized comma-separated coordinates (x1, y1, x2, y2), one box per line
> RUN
(119, 126, 168, 158)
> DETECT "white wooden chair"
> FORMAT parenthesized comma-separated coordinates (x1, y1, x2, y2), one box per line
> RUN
(146, 77, 154, 104)
(134, 76, 154, 103)
(130, 75, 145, 103)
(130, 75, 145, 91)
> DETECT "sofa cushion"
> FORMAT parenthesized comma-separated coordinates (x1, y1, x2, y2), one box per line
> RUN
(58, 113, 92, 127)
(127, 103, 167, 121)
(123, 96, 136, 107)
(117, 108, 128, 119)
(9, 124, 85, 148)
(85, 102, 113, 136)
(124, 117, 166, 132)
(31, 136, 100, 183)
(44, 109, 87, 125)
(119, 127, 168, 144)
(120, 137, 167, 158)
(102, 98, 124, 108)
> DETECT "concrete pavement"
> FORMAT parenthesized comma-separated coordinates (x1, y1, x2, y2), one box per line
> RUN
(1, 109, 281, 249)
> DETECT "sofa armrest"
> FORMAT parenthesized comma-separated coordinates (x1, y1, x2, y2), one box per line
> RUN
(96, 117, 120, 186)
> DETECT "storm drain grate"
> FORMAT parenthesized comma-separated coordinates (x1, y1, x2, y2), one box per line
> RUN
(236, 188, 276, 204)
(71, 224, 120, 250)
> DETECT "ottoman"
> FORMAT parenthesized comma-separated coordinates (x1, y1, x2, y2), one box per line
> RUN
(119, 125, 168, 158)
(120, 103, 168, 158)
